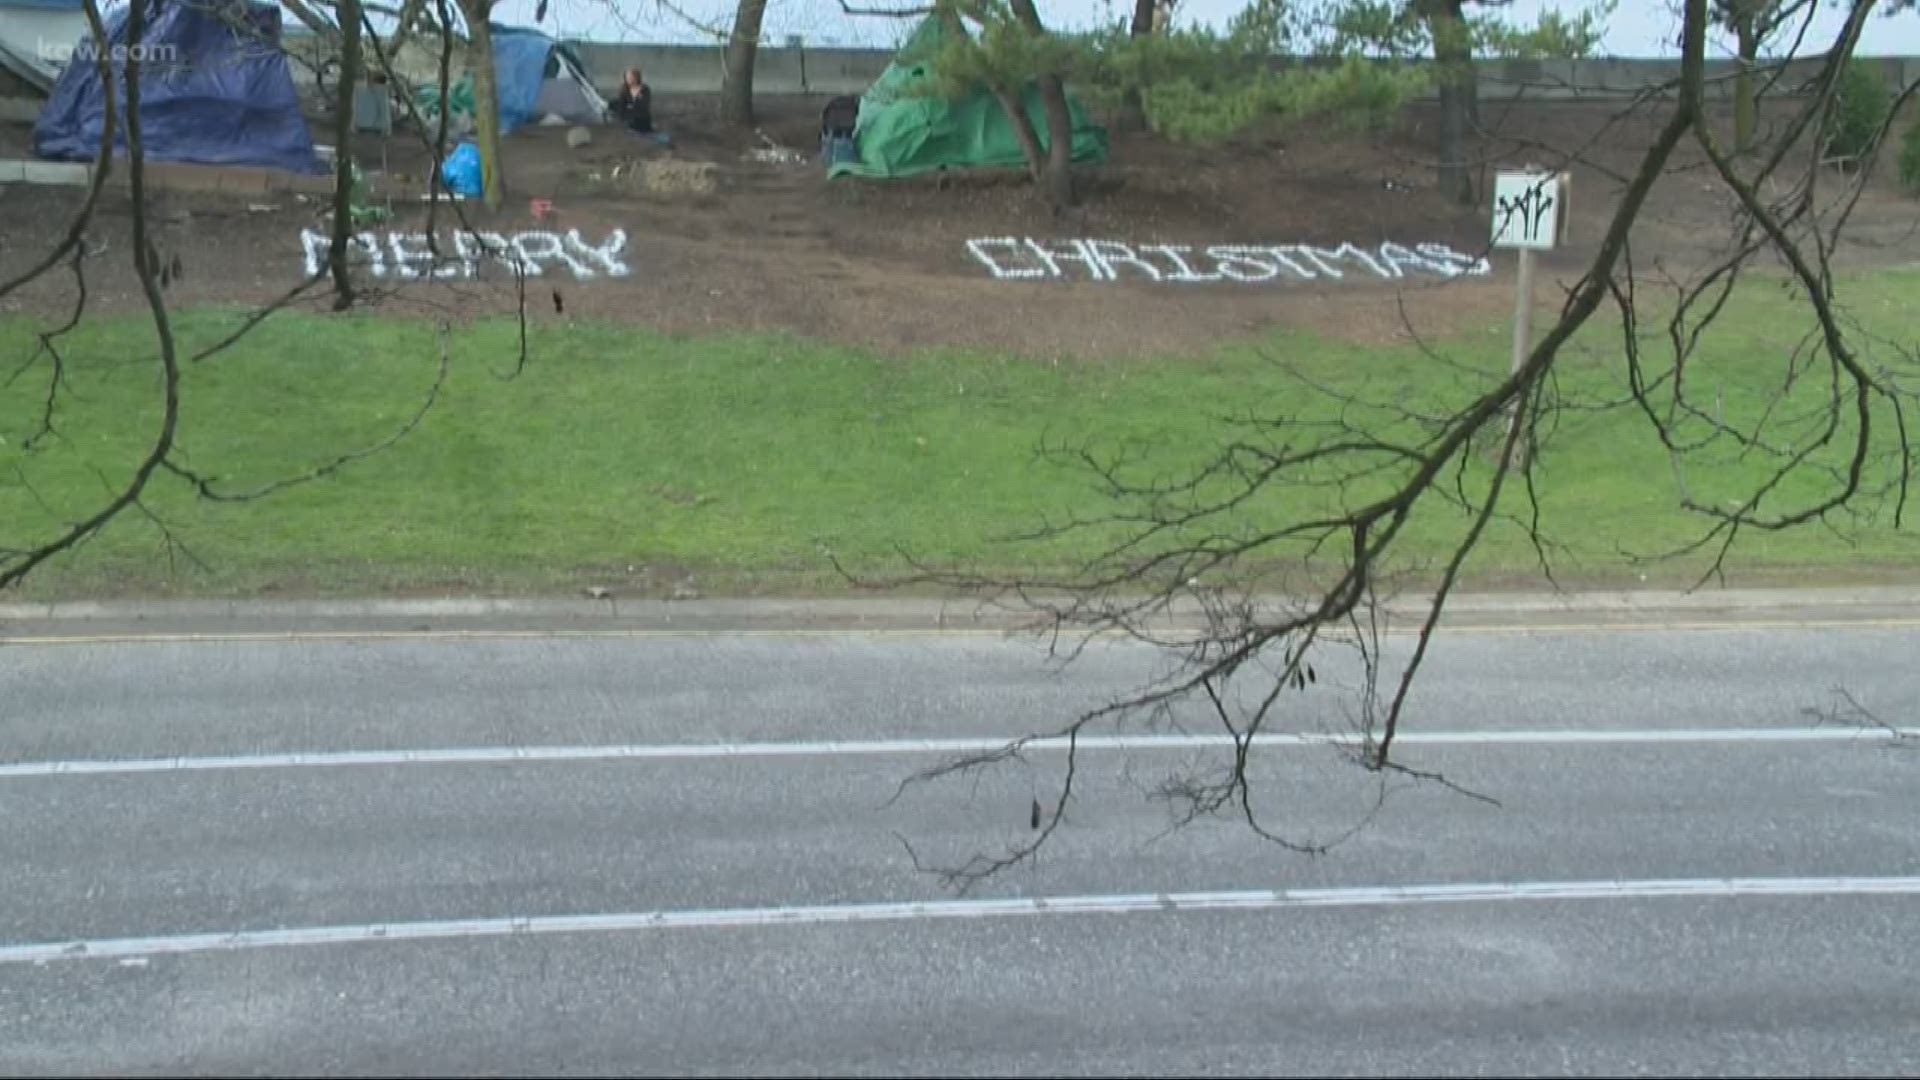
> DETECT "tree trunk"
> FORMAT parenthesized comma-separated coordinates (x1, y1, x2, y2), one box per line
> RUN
(721, 0, 769, 128)
(1114, 0, 1155, 133)
(1460, 3, 1480, 131)
(1424, 0, 1476, 205)
(1035, 73, 1077, 208)
(462, 9, 504, 210)
(1734, 17, 1759, 152)
(327, 0, 361, 307)
(946, 6, 1040, 182)
(1005, 0, 1077, 209)
(1435, 78, 1470, 203)
(983, 83, 1045, 176)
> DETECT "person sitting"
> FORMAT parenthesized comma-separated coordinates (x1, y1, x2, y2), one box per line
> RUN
(610, 67, 654, 134)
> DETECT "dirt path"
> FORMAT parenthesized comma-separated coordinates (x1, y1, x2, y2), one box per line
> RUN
(3, 98, 1916, 358)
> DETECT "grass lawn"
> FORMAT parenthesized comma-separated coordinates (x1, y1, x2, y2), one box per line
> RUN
(2, 272, 1917, 599)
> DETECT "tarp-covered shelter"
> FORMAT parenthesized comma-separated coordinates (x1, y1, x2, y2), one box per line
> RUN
(34, 0, 323, 173)
(828, 14, 1107, 180)
(490, 25, 605, 129)
(0, 0, 86, 92)
(406, 25, 605, 133)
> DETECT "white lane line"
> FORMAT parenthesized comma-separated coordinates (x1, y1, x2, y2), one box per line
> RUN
(0, 727, 1910, 780)
(5, 617, 1920, 646)
(6, 875, 1917, 966)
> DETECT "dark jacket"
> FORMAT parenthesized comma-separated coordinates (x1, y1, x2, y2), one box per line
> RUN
(611, 83, 653, 133)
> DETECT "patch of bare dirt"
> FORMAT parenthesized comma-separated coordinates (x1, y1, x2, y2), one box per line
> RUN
(3, 95, 1917, 358)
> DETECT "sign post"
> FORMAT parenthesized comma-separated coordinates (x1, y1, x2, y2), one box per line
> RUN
(1490, 170, 1564, 467)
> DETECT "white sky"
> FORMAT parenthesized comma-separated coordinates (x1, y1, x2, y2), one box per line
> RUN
(491, 0, 1920, 57)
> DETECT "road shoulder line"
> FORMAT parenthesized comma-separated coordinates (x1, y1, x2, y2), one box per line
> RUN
(4, 586, 1920, 639)
(6, 875, 1916, 966)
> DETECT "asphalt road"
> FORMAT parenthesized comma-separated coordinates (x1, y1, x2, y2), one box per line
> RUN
(2, 618, 1918, 1075)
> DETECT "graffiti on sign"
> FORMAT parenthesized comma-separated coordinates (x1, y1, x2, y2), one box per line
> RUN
(1495, 186, 1554, 241)
(965, 238, 1491, 284)
(298, 229, 631, 281)
(1490, 172, 1563, 251)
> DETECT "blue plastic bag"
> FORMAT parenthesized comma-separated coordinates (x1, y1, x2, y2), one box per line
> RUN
(440, 141, 482, 197)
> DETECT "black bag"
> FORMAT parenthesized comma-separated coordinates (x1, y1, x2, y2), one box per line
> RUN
(821, 95, 859, 138)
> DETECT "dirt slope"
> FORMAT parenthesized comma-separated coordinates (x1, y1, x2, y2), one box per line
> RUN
(2, 96, 1915, 358)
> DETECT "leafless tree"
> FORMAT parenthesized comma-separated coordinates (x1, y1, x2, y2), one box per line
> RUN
(850, 0, 1918, 887)
(2, 0, 530, 589)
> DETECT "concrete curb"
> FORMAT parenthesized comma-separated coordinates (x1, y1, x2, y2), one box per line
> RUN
(3, 586, 1919, 637)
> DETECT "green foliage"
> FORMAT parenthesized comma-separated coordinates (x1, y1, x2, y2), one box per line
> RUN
(1709, 0, 1812, 52)
(1144, 57, 1424, 143)
(1476, 3, 1611, 60)
(918, 4, 1078, 102)
(1827, 59, 1891, 168)
(1325, 0, 1424, 56)
(1324, 0, 1611, 61)
(919, 0, 1423, 147)
(1898, 113, 1920, 192)
(1074, 24, 1272, 106)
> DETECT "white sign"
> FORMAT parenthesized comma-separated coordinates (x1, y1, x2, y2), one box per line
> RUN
(1491, 172, 1561, 251)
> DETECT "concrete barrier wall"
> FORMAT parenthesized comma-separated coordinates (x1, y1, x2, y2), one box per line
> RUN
(564, 43, 1920, 102)
(586, 45, 721, 94)
(7, 36, 1913, 114)
(575, 43, 888, 96)
(797, 50, 897, 96)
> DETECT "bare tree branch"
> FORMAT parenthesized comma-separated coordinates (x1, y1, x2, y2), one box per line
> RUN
(2, 0, 181, 589)
(163, 323, 450, 502)
(3, 0, 529, 591)
(0, 0, 115, 304)
(870, 0, 1915, 888)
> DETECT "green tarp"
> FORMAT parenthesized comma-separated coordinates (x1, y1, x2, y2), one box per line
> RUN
(828, 15, 1108, 180)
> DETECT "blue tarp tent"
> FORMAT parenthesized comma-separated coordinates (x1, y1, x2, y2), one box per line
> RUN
(488, 24, 604, 132)
(34, 0, 322, 174)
